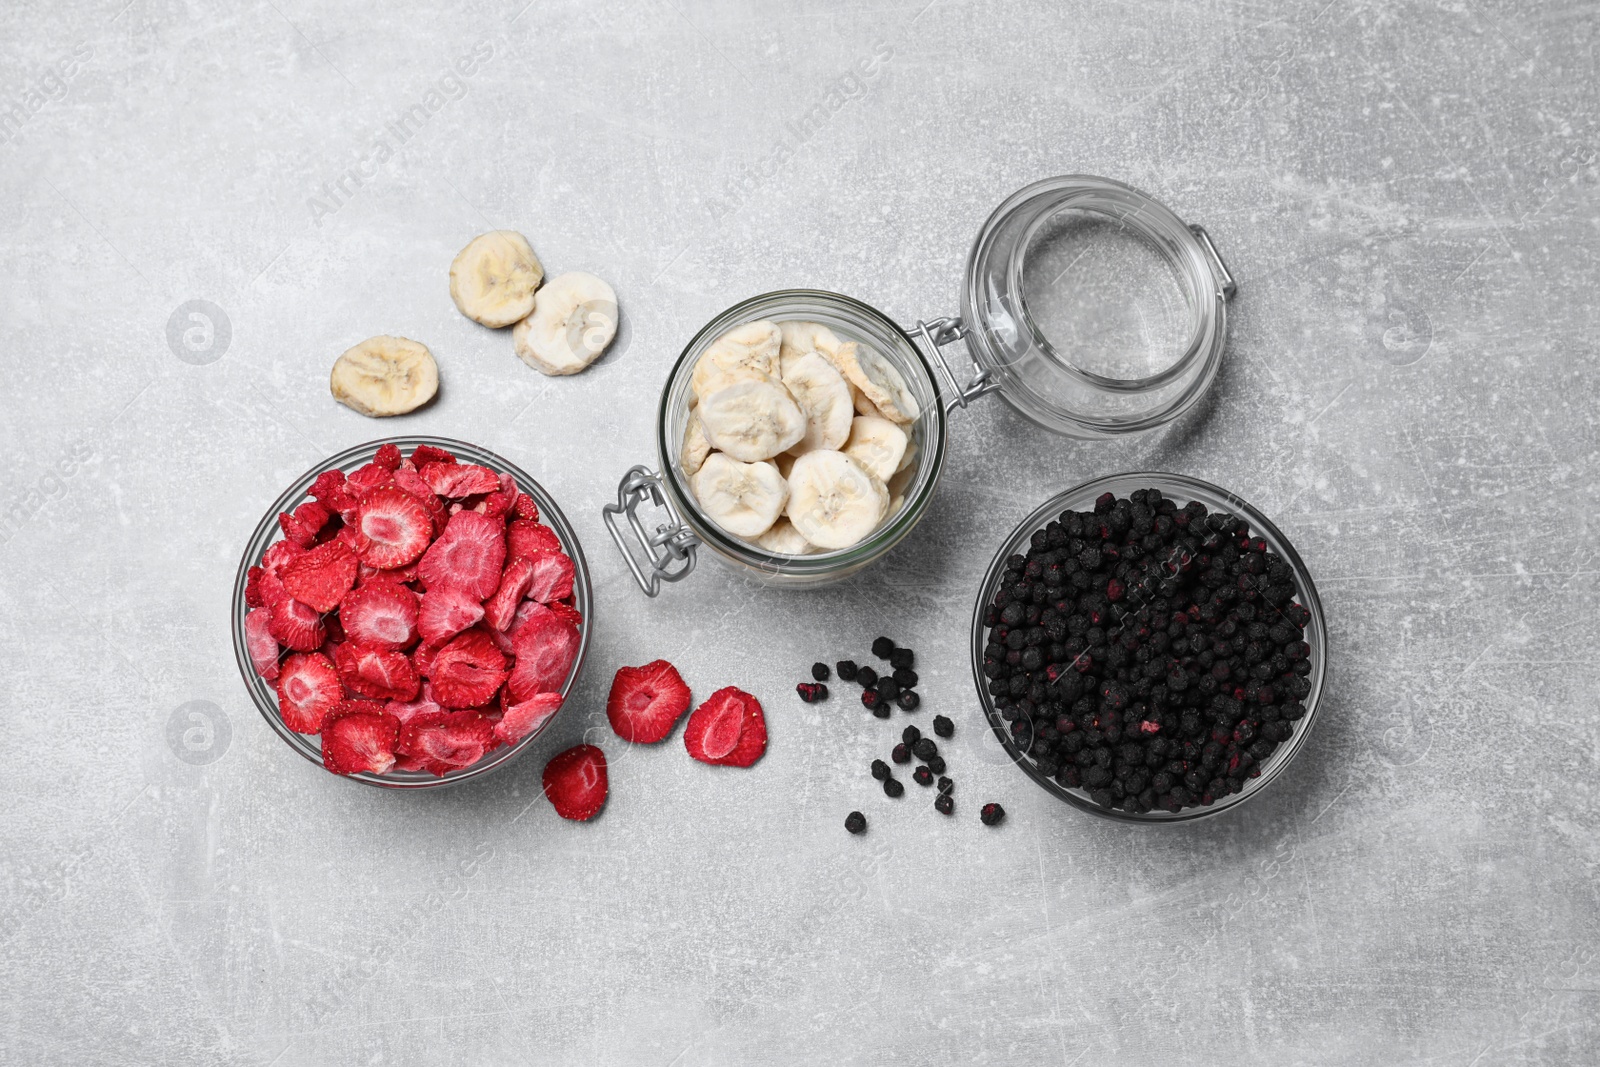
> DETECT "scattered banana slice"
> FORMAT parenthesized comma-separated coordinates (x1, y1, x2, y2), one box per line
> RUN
(449, 231, 544, 328)
(754, 517, 819, 556)
(786, 450, 888, 550)
(697, 372, 808, 461)
(330, 336, 439, 417)
(691, 320, 781, 399)
(842, 415, 908, 482)
(780, 350, 854, 455)
(512, 271, 618, 376)
(680, 410, 711, 476)
(692, 454, 788, 538)
(835, 341, 919, 425)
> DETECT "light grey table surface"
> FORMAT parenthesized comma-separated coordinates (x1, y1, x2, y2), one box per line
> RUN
(2, 0, 1596, 1064)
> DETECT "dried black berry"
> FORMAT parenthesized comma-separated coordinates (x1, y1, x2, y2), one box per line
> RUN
(872, 636, 896, 659)
(980, 802, 1006, 826)
(897, 691, 920, 711)
(871, 759, 890, 781)
(934, 793, 954, 815)
(872, 702, 891, 719)
(925, 754, 946, 776)
(891, 742, 911, 764)
(836, 660, 859, 682)
(861, 689, 881, 711)
(901, 725, 921, 746)
(876, 678, 901, 701)
(937, 776, 953, 794)
(845, 811, 867, 834)
(890, 648, 914, 670)
(932, 714, 953, 738)
(856, 666, 879, 688)
(884, 777, 905, 798)
(892, 668, 918, 688)
(912, 765, 933, 786)
(811, 662, 830, 681)
(795, 682, 828, 703)
(912, 737, 938, 761)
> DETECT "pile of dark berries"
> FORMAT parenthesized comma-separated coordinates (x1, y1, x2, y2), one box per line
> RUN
(982, 488, 1314, 815)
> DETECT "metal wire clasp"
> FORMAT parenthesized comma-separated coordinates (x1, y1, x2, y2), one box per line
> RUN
(914, 316, 999, 413)
(602, 465, 699, 597)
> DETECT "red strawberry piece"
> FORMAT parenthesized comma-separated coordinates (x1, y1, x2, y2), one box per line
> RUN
(274, 652, 341, 733)
(387, 467, 449, 536)
(245, 607, 281, 680)
(346, 461, 391, 496)
(244, 565, 268, 608)
(683, 687, 767, 767)
(418, 583, 485, 646)
(546, 600, 583, 628)
(410, 443, 456, 466)
(280, 539, 358, 613)
(310, 468, 356, 512)
(398, 710, 496, 775)
(411, 639, 445, 680)
(474, 472, 517, 522)
(354, 486, 432, 569)
(293, 498, 332, 536)
(321, 706, 401, 776)
(267, 592, 325, 652)
(333, 641, 421, 701)
(261, 539, 305, 577)
(430, 628, 508, 708)
(374, 442, 402, 470)
(507, 519, 561, 561)
(278, 509, 319, 548)
(606, 660, 691, 743)
(496, 692, 563, 745)
(357, 560, 416, 586)
(339, 581, 419, 650)
(524, 549, 575, 604)
(512, 492, 539, 522)
(542, 744, 607, 821)
(506, 608, 581, 702)
(421, 462, 500, 498)
(417, 510, 506, 599)
(385, 683, 442, 725)
(483, 557, 537, 631)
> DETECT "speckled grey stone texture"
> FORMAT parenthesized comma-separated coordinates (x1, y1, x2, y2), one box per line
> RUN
(1, 0, 1596, 1064)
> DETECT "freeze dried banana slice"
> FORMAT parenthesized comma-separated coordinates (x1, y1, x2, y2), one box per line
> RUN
(449, 231, 544, 327)
(680, 410, 712, 476)
(330, 335, 439, 417)
(512, 271, 617, 376)
(780, 350, 854, 455)
(692, 454, 788, 538)
(779, 320, 843, 365)
(835, 341, 919, 425)
(842, 415, 908, 482)
(754, 517, 819, 556)
(691, 320, 781, 399)
(697, 372, 807, 462)
(786, 450, 888, 550)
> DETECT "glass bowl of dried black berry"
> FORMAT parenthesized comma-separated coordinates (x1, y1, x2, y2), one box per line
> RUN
(969, 473, 1326, 822)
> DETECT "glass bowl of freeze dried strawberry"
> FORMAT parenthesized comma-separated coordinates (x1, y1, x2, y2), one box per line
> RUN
(231, 437, 591, 787)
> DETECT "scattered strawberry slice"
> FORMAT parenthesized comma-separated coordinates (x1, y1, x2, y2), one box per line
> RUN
(683, 687, 767, 767)
(418, 583, 485, 646)
(483, 557, 537, 631)
(275, 652, 341, 733)
(524, 549, 575, 604)
(410, 443, 456, 466)
(244, 565, 268, 608)
(340, 581, 419, 650)
(430, 628, 508, 708)
(321, 705, 401, 776)
(398, 710, 496, 775)
(421, 462, 500, 498)
(606, 660, 691, 743)
(496, 692, 563, 745)
(333, 641, 421, 701)
(373, 442, 402, 470)
(261, 539, 306, 577)
(507, 519, 562, 561)
(417, 510, 506, 599)
(506, 607, 581, 702)
(542, 744, 607, 821)
(245, 608, 281, 681)
(280, 539, 358, 613)
(354, 486, 432, 569)
(266, 592, 325, 652)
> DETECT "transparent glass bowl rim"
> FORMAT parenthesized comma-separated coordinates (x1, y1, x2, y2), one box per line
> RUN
(967, 471, 1328, 824)
(653, 288, 949, 575)
(230, 435, 593, 789)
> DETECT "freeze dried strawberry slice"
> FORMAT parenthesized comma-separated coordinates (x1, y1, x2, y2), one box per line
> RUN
(496, 692, 563, 745)
(346, 461, 390, 497)
(411, 639, 445, 680)
(339, 581, 418, 650)
(512, 493, 539, 522)
(354, 486, 432, 569)
(385, 683, 442, 726)
(683, 687, 766, 767)
(373, 442, 402, 470)
(280, 539, 358, 613)
(606, 660, 691, 744)
(245, 607, 281, 681)
(484, 557, 537, 631)
(418, 583, 485, 646)
(267, 592, 325, 652)
(278, 509, 319, 548)
(321, 705, 400, 776)
(244, 566, 268, 608)
(430, 628, 508, 708)
(546, 600, 583, 629)
(310, 468, 357, 516)
(507, 519, 561, 561)
(421, 462, 500, 498)
(417, 510, 505, 599)
(387, 467, 449, 536)
(293, 499, 332, 535)
(471, 472, 517, 523)
(333, 641, 421, 701)
(542, 744, 607, 821)
(398, 710, 496, 775)
(506, 607, 581, 702)
(275, 652, 341, 733)
(261, 539, 306, 578)
(410, 443, 456, 466)
(524, 550, 575, 604)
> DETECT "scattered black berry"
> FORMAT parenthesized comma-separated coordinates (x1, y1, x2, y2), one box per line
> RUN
(912, 738, 938, 761)
(872, 703, 891, 719)
(892, 668, 918, 688)
(845, 811, 867, 834)
(877, 678, 901, 701)
(937, 776, 953, 793)
(891, 742, 911, 764)
(980, 802, 1006, 826)
(902, 725, 921, 746)
(795, 682, 828, 703)
(856, 665, 879, 688)
(912, 765, 933, 786)
(890, 648, 914, 670)
(897, 691, 920, 711)
(836, 660, 859, 682)
(932, 714, 953, 738)
(934, 793, 954, 815)
(872, 636, 896, 659)
(884, 777, 905, 798)
(925, 754, 946, 776)
(871, 759, 890, 781)
(861, 689, 881, 711)
(811, 662, 830, 682)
